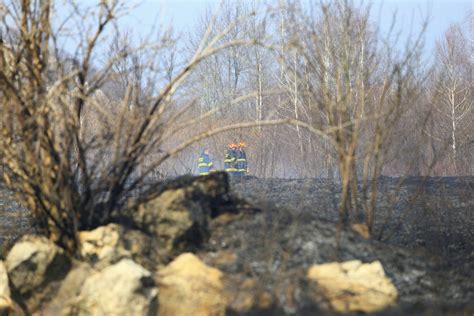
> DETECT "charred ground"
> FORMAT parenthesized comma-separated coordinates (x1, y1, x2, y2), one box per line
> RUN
(0, 176, 473, 314)
(200, 176, 473, 314)
(231, 176, 474, 261)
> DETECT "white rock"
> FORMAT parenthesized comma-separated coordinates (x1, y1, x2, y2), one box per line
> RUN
(0, 260, 12, 313)
(6, 235, 70, 295)
(68, 259, 158, 315)
(79, 223, 157, 270)
(307, 260, 398, 313)
(157, 253, 225, 316)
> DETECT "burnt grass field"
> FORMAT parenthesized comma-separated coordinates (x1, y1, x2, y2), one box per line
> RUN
(231, 176, 474, 262)
(0, 183, 31, 253)
(226, 176, 474, 313)
(228, 177, 474, 315)
(1, 176, 473, 313)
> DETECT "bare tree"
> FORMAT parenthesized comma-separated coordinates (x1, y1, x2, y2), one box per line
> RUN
(283, 0, 426, 233)
(0, 0, 280, 253)
(428, 24, 473, 175)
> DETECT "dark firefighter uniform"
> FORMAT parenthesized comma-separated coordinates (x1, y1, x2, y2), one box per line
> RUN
(236, 146, 248, 175)
(198, 151, 213, 175)
(224, 145, 237, 174)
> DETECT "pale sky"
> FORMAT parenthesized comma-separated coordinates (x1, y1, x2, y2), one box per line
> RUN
(121, 0, 471, 52)
(55, 0, 471, 58)
(375, 0, 471, 51)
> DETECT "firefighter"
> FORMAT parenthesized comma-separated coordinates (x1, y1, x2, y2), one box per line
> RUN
(236, 141, 248, 177)
(224, 143, 238, 175)
(198, 148, 213, 175)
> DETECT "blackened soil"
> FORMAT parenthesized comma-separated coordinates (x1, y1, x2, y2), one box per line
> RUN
(231, 176, 474, 265)
(0, 183, 31, 254)
(198, 176, 473, 314)
(1, 176, 473, 314)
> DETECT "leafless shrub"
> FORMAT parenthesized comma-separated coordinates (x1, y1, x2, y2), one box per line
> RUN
(0, 0, 287, 254)
(276, 0, 428, 233)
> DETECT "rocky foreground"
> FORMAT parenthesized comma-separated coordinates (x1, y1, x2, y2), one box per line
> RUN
(0, 173, 473, 315)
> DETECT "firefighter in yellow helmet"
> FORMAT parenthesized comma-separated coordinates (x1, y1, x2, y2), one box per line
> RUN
(236, 141, 248, 177)
(224, 143, 238, 175)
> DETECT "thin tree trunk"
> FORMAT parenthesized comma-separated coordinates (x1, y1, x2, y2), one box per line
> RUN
(293, 51, 304, 161)
(450, 90, 457, 174)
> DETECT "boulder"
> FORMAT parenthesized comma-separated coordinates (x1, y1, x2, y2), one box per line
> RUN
(5, 235, 71, 296)
(140, 188, 206, 252)
(66, 259, 158, 315)
(157, 253, 225, 316)
(0, 261, 12, 314)
(79, 223, 161, 270)
(41, 262, 93, 315)
(307, 260, 398, 313)
(130, 173, 231, 254)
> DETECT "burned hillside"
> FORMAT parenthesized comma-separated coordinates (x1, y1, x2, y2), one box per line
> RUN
(1, 0, 472, 315)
